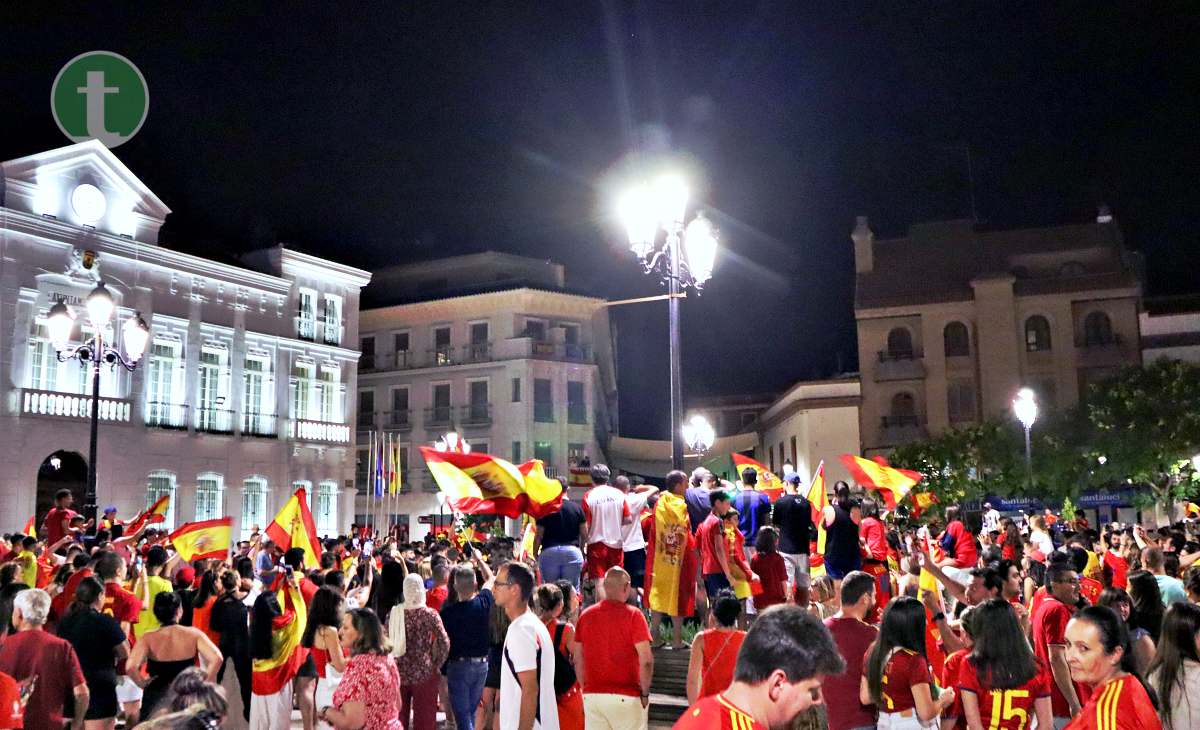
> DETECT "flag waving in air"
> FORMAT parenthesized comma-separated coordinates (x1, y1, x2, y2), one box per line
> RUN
(731, 454, 784, 501)
(421, 447, 563, 518)
(126, 494, 171, 535)
(806, 461, 828, 578)
(840, 454, 922, 510)
(22, 516, 36, 539)
(169, 518, 233, 562)
(265, 487, 322, 569)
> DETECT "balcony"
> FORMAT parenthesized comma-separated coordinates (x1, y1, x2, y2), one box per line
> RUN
(529, 341, 591, 362)
(460, 403, 492, 426)
(567, 405, 588, 425)
(196, 407, 235, 435)
(875, 350, 926, 382)
(321, 321, 343, 346)
(146, 402, 189, 430)
(428, 346, 455, 367)
(21, 389, 132, 423)
(534, 402, 555, 423)
(879, 414, 926, 445)
(382, 409, 412, 431)
(295, 316, 316, 342)
(357, 411, 378, 431)
(290, 419, 352, 444)
(462, 341, 492, 363)
(243, 412, 278, 438)
(424, 406, 453, 428)
(1075, 334, 1130, 368)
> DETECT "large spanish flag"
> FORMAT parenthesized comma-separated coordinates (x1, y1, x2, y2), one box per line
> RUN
(840, 454, 922, 510)
(251, 575, 308, 695)
(265, 487, 321, 569)
(731, 454, 784, 501)
(420, 448, 563, 518)
(645, 491, 697, 617)
(126, 494, 171, 534)
(169, 518, 233, 562)
(807, 461, 828, 576)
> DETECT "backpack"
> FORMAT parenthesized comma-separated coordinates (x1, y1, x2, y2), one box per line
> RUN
(551, 622, 577, 695)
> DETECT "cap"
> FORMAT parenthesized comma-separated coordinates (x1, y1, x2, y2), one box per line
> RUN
(176, 566, 196, 585)
(103, 506, 117, 514)
(783, 471, 802, 484)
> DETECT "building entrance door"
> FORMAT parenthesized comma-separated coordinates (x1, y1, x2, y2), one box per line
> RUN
(36, 450, 87, 534)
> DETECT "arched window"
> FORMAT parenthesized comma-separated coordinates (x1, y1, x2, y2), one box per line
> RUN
(1083, 311, 1114, 346)
(146, 471, 177, 530)
(317, 481, 338, 537)
(1025, 316, 1052, 352)
(241, 477, 268, 541)
(886, 328, 914, 359)
(195, 472, 224, 521)
(890, 392, 916, 425)
(943, 322, 970, 357)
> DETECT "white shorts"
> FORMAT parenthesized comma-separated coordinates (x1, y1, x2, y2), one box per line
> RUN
(780, 552, 811, 590)
(116, 675, 143, 704)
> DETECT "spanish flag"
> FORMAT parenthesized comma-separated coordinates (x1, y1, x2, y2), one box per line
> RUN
(840, 454, 922, 510)
(251, 575, 308, 695)
(731, 454, 784, 501)
(807, 461, 828, 578)
(645, 491, 698, 617)
(265, 487, 321, 569)
(421, 447, 563, 519)
(910, 491, 938, 519)
(22, 517, 35, 539)
(1186, 502, 1200, 518)
(169, 518, 233, 562)
(568, 466, 593, 489)
(918, 527, 947, 677)
(126, 494, 171, 535)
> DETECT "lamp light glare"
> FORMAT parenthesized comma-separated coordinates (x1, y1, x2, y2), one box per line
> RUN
(86, 282, 115, 327)
(683, 213, 717, 284)
(652, 174, 689, 227)
(618, 184, 659, 259)
(122, 312, 150, 361)
(1013, 388, 1038, 429)
(682, 414, 715, 453)
(47, 300, 75, 352)
(71, 183, 107, 224)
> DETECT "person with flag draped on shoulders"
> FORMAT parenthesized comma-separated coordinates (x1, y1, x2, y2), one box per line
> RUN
(249, 567, 308, 729)
(646, 470, 698, 650)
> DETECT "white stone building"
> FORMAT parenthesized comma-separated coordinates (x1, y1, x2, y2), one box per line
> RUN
(753, 377, 862, 486)
(356, 252, 618, 539)
(1140, 296, 1200, 364)
(0, 141, 370, 539)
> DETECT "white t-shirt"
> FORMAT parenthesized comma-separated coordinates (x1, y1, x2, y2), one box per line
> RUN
(1031, 530, 1054, 556)
(981, 508, 1001, 535)
(583, 485, 631, 548)
(621, 491, 651, 552)
(500, 610, 559, 730)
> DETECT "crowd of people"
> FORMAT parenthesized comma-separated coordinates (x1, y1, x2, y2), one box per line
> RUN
(1, 465, 1199, 730)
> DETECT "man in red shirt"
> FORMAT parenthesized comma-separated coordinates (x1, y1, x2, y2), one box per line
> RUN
(697, 491, 735, 599)
(675, 606, 844, 730)
(822, 572, 877, 730)
(1032, 563, 1084, 725)
(41, 489, 83, 547)
(0, 589, 89, 730)
(573, 567, 653, 728)
(426, 561, 450, 611)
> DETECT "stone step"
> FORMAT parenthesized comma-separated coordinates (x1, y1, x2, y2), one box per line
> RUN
(648, 692, 689, 725)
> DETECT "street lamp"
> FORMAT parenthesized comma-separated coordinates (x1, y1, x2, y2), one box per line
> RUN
(682, 414, 715, 458)
(1013, 387, 1038, 489)
(618, 174, 719, 469)
(47, 282, 150, 530)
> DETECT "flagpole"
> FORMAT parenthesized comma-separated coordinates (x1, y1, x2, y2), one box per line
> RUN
(367, 430, 374, 536)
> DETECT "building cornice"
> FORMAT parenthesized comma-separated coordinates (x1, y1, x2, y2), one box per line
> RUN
(279, 247, 372, 288)
(362, 287, 607, 322)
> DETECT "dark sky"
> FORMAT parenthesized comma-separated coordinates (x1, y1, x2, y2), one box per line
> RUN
(4, 3, 1199, 439)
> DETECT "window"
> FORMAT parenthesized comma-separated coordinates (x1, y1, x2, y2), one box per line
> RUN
(886, 328, 914, 359)
(512, 441, 522, 462)
(195, 473, 224, 521)
(393, 332, 410, 368)
(433, 326, 452, 365)
(534, 378, 554, 422)
(241, 477, 268, 541)
(318, 365, 341, 422)
(468, 380, 489, 421)
(197, 346, 230, 432)
(28, 322, 59, 392)
(567, 381, 587, 424)
(430, 383, 451, 424)
(511, 377, 522, 403)
(316, 481, 338, 537)
(389, 387, 409, 427)
(790, 436, 798, 468)
(523, 319, 547, 341)
(242, 354, 274, 435)
(297, 289, 317, 340)
(292, 361, 315, 420)
(1083, 311, 1114, 346)
(568, 443, 586, 465)
(147, 471, 177, 530)
(947, 382, 976, 424)
(887, 392, 917, 427)
(356, 448, 369, 494)
(147, 339, 184, 427)
(322, 294, 342, 345)
(360, 336, 375, 370)
(358, 390, 375, 428)
(468, 322, 489, 361)
(561, 324, 580, 345)
(534, 441, 553, 466)
(943, 322, 970, 357)
(1025, 316, 1052, 352)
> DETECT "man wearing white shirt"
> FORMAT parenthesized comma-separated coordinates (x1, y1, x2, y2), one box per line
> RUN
(981, 502, 1001, 536)
(582, 464, 631, 600)
(615, 475, 659, 606)
(495, 561, 559, 730)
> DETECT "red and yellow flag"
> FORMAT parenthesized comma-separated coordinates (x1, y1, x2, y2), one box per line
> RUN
(568, 466, 593, 489)
(420, 448, 563, 518)
(645, 491, 697, 617)
(806, 461, 828, 577)
(918, 527, 947, 676)
(911, 491, 939, 519)
(1186, 502, 1200, 518)
(22, 517, 36, 539)
(840, 454, 922, 510)
(169, 518, 233, 562)
(126, 494, 171, 535)
(265, 487, 321, 569)
(251, 575, 307, 695)
(731, 453, 784, 501)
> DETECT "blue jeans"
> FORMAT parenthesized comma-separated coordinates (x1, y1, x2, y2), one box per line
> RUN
(446, 659, 489, 730)
(539, 545, 584, 589)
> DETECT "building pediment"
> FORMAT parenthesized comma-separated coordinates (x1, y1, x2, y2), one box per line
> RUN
(1, 140, 170, 243)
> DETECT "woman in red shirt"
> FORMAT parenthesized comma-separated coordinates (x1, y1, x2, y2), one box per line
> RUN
(533, 583, 583, 730)
(749, 527, 787, 612)
(861, 597, 956, 729)
(1063, 605, 1161, 730)
(958, 598, 1053, 730)
(685, 590, 746, 703)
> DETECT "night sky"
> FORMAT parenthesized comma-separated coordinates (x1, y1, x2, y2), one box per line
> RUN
(4, 3, 1199, 439)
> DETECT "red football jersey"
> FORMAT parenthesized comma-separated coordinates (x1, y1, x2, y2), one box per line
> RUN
(957, 658, 1051, 730)
(1063, 674, 1161, 730)
(1102, 551, 1129, 590)
(1079, 577, 1102, 605)
(674, 693, 766, 730)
